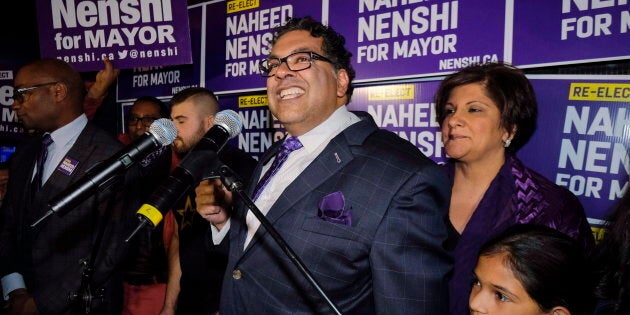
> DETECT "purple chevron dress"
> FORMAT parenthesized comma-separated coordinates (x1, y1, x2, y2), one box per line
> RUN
(445, 154, 595, 315)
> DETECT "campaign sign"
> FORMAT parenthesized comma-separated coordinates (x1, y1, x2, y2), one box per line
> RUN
(0, 67, 28, 143)
(512, 1, 630, 67)
(348, 81, 446, 163)
(36, 0, 193, 72)
(206, 0, 324, 94)
(117, 4, 205, 101)
(218, 92, 284, 161)
(328, 0, 505, 83)
(520, 76, 629, 222)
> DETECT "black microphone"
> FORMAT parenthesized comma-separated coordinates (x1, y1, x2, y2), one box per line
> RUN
(31, 118, 178, 228)
(126, 110, 242, 241)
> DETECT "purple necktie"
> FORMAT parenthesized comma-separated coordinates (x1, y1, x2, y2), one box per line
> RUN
(252, 136, 303, 201)
(33, 133, 53, 191)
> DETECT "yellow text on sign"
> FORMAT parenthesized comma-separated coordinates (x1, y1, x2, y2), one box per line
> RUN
(569, 83, 630, 102)
(227, 0, 259, 13)
(368, 84, 415, 101)
(239, 95, 268, 108)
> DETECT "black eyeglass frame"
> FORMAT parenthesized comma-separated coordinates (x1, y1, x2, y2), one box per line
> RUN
(258, 51, 335, 77)
(12, 81, 59, 103)
(127, 116, 159, 126)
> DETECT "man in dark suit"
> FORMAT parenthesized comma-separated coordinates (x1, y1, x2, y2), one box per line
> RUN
(196, 16, 453, 314)
(0, 59, 131, 314)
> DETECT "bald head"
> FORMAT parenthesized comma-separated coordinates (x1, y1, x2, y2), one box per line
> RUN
(12, 59, 86, 131)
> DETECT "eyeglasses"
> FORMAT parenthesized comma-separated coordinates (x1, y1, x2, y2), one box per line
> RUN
(258, 51, 334, 77)
(127, 116, 158, 126)
(12, 82, 59, 103)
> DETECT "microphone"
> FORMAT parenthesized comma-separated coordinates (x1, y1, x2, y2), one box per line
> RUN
(126, 110, 242, 241)
(31, 118, 178, 228)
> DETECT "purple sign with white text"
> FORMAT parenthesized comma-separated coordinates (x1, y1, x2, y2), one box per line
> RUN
(520, 76, 630, 221)
(512, 1, 630, 67)
(36, 0, 193, 72)
(328, 0, 505, 83)
(116, 4, 204, 101)
(206, 0, 324, 94)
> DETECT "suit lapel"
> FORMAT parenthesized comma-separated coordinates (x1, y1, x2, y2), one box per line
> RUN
(241, 115, 378, 254)
(31, 125, 98, 219)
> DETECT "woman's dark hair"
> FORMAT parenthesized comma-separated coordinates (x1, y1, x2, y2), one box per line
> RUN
(133, 95, 170, 118)
(478, 224, 593, 314)
(271, 16, 355, 104)
(591, 186, 630, 315)
(434, 62, 537, 152)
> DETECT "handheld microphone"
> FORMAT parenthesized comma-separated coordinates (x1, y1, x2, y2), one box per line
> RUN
(126, 110, 242, 242)
(31, 118, 178, 228)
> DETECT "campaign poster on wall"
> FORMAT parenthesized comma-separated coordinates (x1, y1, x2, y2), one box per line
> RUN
(36, 0, 193, 72)
(519, 76, 630, 225)
(207, 0, 324, 94)
(0, 67, 28, 143)
(348, 82, 446, 163)
(218, 92, 284, 161)
(116, 4, 205, 101)
(328, 0, 505, 83)
(512, 1, 630, 67)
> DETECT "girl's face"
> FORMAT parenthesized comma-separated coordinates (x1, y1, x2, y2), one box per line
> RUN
(469, 253, 548, 315)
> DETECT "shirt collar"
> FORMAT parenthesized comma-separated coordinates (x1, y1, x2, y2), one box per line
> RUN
(49, 114, 88, 148)
(292, 106, 359, 154)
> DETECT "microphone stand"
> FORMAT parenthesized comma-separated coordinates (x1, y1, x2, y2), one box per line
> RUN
(218, 165, 342, 315)
(66, 189, 115, 314)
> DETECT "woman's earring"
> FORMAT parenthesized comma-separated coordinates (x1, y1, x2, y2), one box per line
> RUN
(503, 139, 512, 148)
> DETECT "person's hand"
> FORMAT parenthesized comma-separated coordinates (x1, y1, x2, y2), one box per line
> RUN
(195, 178, 232, 230)
(159, 306, 175, 315)
(86, 57, 120, 100)
(7, 289, 39, 315)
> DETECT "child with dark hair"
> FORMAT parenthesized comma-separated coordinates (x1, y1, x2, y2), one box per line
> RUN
(470, 224, 594, 315)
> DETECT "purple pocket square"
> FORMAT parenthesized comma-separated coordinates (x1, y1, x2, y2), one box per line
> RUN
(317, 191, 352, 226)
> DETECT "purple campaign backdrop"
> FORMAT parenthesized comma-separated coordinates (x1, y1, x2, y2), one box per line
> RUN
(218, 93, 283, 161)
(36, 0, 193, 72)
(348, 81, 446, 163)
(519, 76, 630, 221)
(512, 1, 630, 67)
(328, 0, 505, 83)
(116, 4, 204, 101)
(0, 67, 27, 143)
(206, 0, 323, 94)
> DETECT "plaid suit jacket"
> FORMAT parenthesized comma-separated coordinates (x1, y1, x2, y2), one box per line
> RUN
(219, 112, 453, 315)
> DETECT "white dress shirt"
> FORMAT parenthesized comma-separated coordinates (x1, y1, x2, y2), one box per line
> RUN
(243, 106, 361, 248)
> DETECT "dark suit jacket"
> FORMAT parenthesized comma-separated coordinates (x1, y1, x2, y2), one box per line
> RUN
(220, 112, 453, 314)
(0, 123, 133, 315)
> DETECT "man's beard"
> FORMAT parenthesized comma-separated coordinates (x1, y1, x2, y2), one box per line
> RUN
(172, 127, 207, 156)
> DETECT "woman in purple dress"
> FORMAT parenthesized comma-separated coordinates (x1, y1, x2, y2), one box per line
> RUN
(434, 62, 595, 315)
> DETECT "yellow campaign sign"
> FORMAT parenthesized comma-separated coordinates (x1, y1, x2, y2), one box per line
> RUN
(367, 84, 415, 101)
(238, 95, 268, 108)
(227, 0, 259, 13)
(568, 83, 630, 102)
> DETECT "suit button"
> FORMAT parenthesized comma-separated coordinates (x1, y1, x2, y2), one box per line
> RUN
(232, 269, 242, 280)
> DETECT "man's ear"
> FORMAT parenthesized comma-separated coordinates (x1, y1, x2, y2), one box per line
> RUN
(205, 114, 216, 130)
(53, 82, 68, 101)
(336, 69, 349, 98)
(549, 306, 570, 315)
